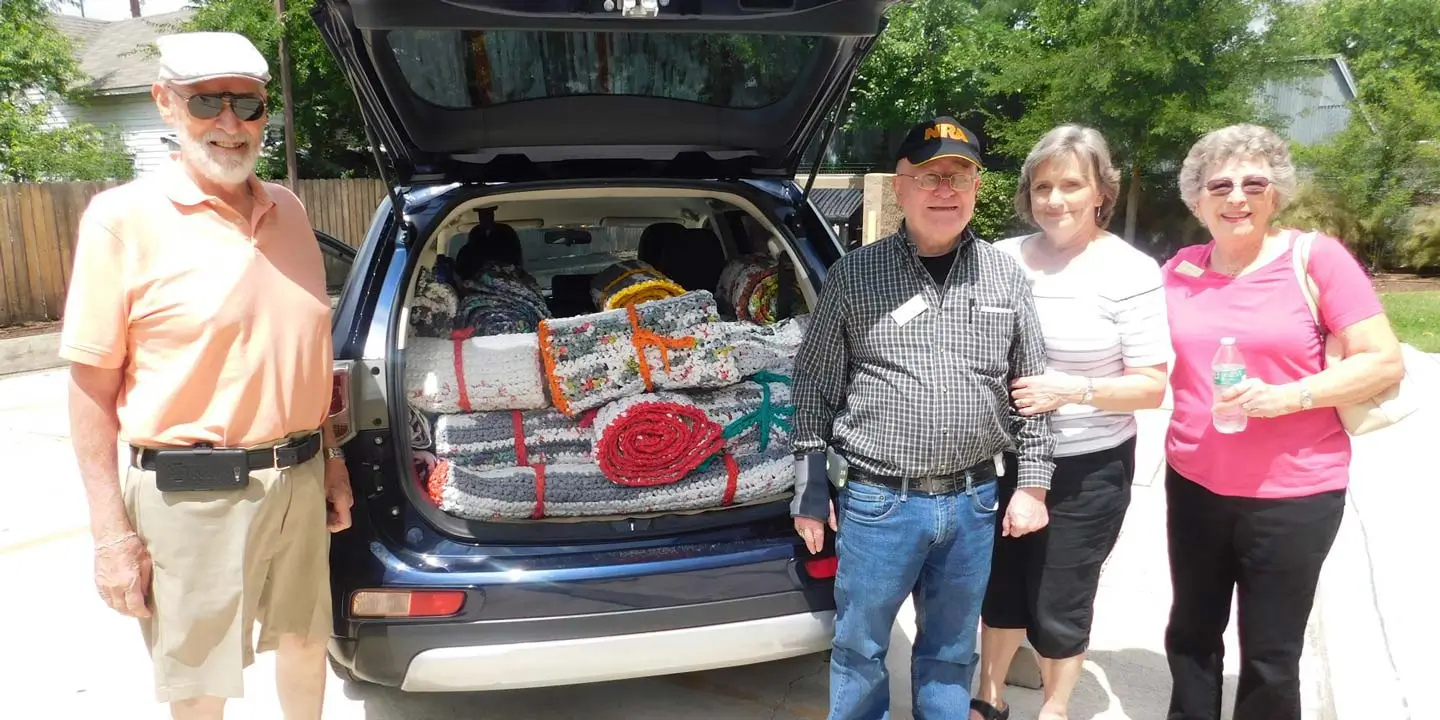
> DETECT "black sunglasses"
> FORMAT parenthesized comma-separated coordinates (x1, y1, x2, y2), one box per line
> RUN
(1205, 175, 1272, 197)
(174, 91, 267, 122)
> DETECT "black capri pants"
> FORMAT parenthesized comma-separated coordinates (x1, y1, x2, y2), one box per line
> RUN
(980, 435, 1136, 659)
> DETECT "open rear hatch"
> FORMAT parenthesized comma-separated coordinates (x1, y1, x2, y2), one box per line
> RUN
(312, 0, 896, 183)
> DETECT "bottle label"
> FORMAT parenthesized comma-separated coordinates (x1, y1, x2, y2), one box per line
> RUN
(1214, 367, 1246, 386)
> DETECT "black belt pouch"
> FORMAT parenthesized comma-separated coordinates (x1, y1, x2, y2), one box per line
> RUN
(153, 445, 251, 492)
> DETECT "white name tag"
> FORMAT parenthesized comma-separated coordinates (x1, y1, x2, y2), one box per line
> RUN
(1175, 260, 1204, 277)
(890, 293, 928, 326)
(978, 305, 1014, 314)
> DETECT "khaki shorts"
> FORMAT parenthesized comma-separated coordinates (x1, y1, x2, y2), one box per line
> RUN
(122, 441, 333, 703)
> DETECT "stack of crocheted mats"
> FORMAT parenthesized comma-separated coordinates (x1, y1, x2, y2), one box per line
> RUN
(536, 290, 806, 417)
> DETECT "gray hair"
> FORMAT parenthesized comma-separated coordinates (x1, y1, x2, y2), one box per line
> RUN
(1014, 124, 1123, 229)
(1178, 124, 1298, 212)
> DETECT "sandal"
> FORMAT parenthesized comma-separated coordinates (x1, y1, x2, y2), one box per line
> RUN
(969, 698, 1010, 720)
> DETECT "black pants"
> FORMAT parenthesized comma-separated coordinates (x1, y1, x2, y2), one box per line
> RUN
(982, 436, 1135, 658)
(1164, 467, 1345, 720)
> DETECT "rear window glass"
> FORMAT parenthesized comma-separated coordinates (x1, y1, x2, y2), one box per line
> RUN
(517, 226, 646, 289)
(386, 29, 822, 110)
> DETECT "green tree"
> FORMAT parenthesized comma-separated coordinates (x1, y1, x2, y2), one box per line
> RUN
(182, 0, 375, 179)
(0, 0, 135, 182)
(1276, 0, 1440, 269)
(979, 0, 1304, 241)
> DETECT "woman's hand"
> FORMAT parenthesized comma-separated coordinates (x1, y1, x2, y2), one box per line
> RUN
(1214, 378, 1300, 419)
(1011, 371, 1087, 416)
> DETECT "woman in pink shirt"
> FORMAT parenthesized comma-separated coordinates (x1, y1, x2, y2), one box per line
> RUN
(1161, 124, 1405, 720)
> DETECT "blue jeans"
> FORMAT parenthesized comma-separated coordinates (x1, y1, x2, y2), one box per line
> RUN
(829, 477, 1000, 720)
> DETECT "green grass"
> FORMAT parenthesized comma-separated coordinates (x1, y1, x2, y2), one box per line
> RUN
(1381, 291, 1440, 353)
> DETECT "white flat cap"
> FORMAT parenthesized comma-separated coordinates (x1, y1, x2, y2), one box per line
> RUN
(156, 32, 271, 85)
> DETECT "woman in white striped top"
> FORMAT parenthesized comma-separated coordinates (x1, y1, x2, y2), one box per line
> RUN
(969, 125, 1172, 720)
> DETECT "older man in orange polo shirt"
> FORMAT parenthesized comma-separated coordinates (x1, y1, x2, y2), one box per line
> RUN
(60, 32, 352, 719)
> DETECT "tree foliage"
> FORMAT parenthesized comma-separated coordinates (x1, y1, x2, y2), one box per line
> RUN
(0, 0, 135, 182)
(183, 0, 375, 179)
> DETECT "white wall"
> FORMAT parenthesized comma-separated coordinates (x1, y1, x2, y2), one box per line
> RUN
(49, 92, 176, 176)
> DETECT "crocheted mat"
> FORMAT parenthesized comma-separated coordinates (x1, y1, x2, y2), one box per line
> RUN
(456, 263, 552, 336)
(431, 448, 794, 520)
(592, 393, 725, 487)
(718, 254, 781, 324)
(591, 259, 686, 311)
(434, 407, 593, 471)
(537, 290, 808, 417)
(405, 332, 549, 414)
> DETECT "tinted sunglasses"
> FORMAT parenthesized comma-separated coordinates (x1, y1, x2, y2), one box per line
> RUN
(1205, 175, 1271, 197)
(174, 91, 267, 122)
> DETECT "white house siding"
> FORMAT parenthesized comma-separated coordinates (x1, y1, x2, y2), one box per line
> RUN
(48, 93, 176, 177)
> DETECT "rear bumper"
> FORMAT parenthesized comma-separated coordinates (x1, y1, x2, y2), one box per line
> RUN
(401, 610, 833, 692)
(330, 590, 835, 690)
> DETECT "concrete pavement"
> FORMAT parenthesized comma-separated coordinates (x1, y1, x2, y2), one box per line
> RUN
(0, 366, 1331, 719)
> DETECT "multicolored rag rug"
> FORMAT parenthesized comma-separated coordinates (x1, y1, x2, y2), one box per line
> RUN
(684, 371, 795, 457)
(404, 332, 549, 414)
(434, 408, 593, 471)
(429, 448, 793, 520)
(717, 254, 782, 324)
(591, 393, 725, 487)
(455, 263, 552, 336)
(590, 259, 686, 311)
(537, 291, 808, 416)
(410, 264, 460, 337)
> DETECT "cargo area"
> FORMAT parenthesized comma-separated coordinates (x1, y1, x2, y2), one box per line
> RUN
(396, 186, 819, 525)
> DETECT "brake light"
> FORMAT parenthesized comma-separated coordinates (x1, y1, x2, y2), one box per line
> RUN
(351, 590, 465, 618)
(330, 360, 356, 445)
(804, 556, 838, 580)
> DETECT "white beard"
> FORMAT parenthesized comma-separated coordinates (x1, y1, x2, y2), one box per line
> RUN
(180, 127, 261, 186)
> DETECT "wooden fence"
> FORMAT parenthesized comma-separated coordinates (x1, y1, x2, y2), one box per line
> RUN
(0, 178, 388, 327)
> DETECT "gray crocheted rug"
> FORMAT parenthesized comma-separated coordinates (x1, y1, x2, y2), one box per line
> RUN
(434, 447, 794, 520)
(434, 407, 592, 471)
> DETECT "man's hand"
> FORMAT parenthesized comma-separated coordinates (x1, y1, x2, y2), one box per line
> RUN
(324, 458, 354, 533)
(1003, 487, 1049, 537)
(794, 500, 837, 554)
(95, 534, 152, 618)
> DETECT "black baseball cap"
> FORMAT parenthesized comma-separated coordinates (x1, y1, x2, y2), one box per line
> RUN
(895, 116, 984, 169)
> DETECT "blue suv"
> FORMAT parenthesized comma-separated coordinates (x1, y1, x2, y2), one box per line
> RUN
(313, 0, 897, 692)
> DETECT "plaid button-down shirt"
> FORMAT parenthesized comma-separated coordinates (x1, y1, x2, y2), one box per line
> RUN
(790, 225, 1057, 520)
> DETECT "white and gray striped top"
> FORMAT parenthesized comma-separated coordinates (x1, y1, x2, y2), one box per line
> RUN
(994, 232, 1173, 458)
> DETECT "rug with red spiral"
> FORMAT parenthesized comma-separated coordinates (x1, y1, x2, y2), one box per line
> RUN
(591, 393, 725, 486)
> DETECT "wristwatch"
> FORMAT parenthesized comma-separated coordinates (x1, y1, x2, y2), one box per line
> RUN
(325, 446, 346, 461)
(1297, 381, 1314, 411)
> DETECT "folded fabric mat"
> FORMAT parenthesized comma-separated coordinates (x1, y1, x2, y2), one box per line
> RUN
(405, 332, 549, 414)
(590, 259, 686, 311)
(684, 371, 795, 457)
(430, 447, 794, 520)
(717, 254, 782, 324)
(591, 393, 725, 487)
(455, 262, 552, 336)
(434, 408, 593, 471)
(537, 290, 809, 416)
(410, 263, 460, 337)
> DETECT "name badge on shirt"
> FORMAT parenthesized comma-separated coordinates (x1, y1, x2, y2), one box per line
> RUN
(890, 293, 929, 327)
(1174, 260, 1205, 278)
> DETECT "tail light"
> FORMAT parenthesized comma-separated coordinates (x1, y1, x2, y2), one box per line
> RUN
(803, 556, 838, 580)
(351, 590, 465, 618)
(330, 360, 356, 445)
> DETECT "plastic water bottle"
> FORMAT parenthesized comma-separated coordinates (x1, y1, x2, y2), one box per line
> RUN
(1212, 337, 1248, 433)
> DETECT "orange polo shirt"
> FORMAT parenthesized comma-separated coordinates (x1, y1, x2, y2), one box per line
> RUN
(59, 157, 333, 448)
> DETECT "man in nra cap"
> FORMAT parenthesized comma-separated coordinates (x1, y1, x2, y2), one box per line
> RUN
(789, 115, 1055, 718)
(60, 31, 351, 719)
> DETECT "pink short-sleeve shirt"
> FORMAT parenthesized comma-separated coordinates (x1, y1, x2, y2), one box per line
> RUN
(1161, 229, 1383, 498)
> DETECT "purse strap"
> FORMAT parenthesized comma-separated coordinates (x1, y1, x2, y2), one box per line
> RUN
(1291, 231, 1327, 334)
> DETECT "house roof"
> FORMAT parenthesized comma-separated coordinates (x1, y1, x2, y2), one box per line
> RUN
(51, 10, 196, 95)
(811, 188, 865, 223)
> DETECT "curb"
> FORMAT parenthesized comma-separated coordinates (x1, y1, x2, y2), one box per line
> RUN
(0, 332, 65, 377)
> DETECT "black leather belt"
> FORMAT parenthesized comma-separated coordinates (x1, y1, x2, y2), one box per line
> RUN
(130, 432, 322, 472)
(849, 458, 998, 496)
